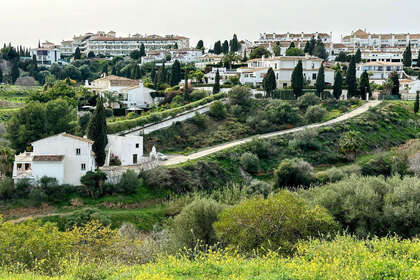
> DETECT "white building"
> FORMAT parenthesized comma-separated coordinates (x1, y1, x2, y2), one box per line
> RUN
(194, 54, 224, 69)
(342, 29, 420, 49)
(238, 55, 334, 88)
(12, 133, 96, 186)
(408, 80, 420, 94)
(356, 61, 403, 82)
(141, 50, 169, 64)
(122, 82, 155, 110)
(170, 48, 202, 64)
(105, 135, 144, 166)
(30, 41, 62, 66)
(87, 74, 139, 95)
(256, 32, 332, 45)
(205, 68, 239, 84)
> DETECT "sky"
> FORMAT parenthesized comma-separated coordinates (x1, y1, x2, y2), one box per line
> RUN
(2, 0, 420, 49)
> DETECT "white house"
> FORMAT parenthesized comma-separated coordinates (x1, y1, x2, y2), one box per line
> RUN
(122, 81, 155, 111)
(12, 133, 96, 185)
(408, 80, 420, 94)
(205, 68, 239, 84)
(170, 48, 203, 64)
(105, 135, 144, 166)
(87, 74, 139, 95)
(238, 55, 334, 88)
(356, 61, 403, 83)
(30, 41, 62, 66)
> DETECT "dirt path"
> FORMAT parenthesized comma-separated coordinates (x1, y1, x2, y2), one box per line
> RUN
(162, 101, 382, 166)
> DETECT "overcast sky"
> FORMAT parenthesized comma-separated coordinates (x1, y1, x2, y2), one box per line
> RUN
(2, 0, 420, 48)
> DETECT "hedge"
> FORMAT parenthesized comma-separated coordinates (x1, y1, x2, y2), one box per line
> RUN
(107, 92, 227, 134)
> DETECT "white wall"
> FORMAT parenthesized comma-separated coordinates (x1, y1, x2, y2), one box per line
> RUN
(32, 162, 65, 185)
(107, 135, 143, 166)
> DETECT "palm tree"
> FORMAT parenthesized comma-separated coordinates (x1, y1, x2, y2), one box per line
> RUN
(102, 91, 123, 108)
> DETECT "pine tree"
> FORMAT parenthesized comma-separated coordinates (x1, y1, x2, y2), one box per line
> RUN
(214, 41, 222, 55)
(359, 70, 370, 100)
(263, 67, 276, 97)
(414, 92, 419, 114)
(291, 60, 304, 98)
(87, 97, 108, 167)
(213, 70, 220, 94)
(74, 47, 81, 60)
(403, 42, 412, 67)
(346, 56, 357, 98)
(139, 43, 146, 57)
(333, 70, 343, 100)
(170, 60, 181, 86)
(289, 42, 295, 49)
(390, 71, 400, 97)
(304, 41, 311, 53)
(196, 40, 204, 50)
(222, 40, 229, 54)
(315, 63, 325, 95)
(354, 49, 362, 63)
(11, 62, 19, 84)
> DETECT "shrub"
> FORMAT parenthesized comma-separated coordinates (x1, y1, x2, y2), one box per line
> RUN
(116, 170, 140, 194)
(0, 177, 14, 199)
(228, 86, 252, 108)
(209, 101, 227, 120)
(191, 112, 209, 129)
(315, 167, 345, 184)
(239, 152, 259, 174)
(246, 179, 273, 198)
(303, 175, 420, 238)
(274, 158, 314, 188)
(288, 129, 321, 152)
(305, 104, 327, 123)
(338, 130, 362, 161)
(214, 190, 338, 253)
(247, 138, 273, 159)
(13, 178, 33, 198)
(360, 151, 411, 177)
(190, 90, 208, 101)
(80, 171, 108, 198)
(168, 198, 225, 250)
(64, 208, 111, 230)
(297, 92, 321, 110)
(265, 101, 302, 125)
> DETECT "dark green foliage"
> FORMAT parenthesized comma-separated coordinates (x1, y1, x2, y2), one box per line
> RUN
(315, 64, 325, 94)
(228, 86, 252, 108)
(360, 151, 411, 177)
(249, 46, 271, 59)
(87, 98, 108, 166)
(359, 70, 370, 100)
(222, 40, 229, 54)
(80, 171, 108, 198)
(291, 61, 304, 98)
(262, 67, 276, 97)
(313, 40, 328, 60)
(239, 152, 259, 174)
(116, 170, 140, 194)
(274, 158, 314, 188)
(336, 51, 349, 62)
(64, 208, 111, 230)
(246, 179, 272, 198)
(0, 177, 14, 200)
(129, 50, 141, 60)
(403, 42, 412, 67)
(87, 51, 95, 59)
(265, 101, 302, 125)
(191, 112, 209, 129)
(0, 68, 3, 83)
(196, 40, 204, 50)
(389, 71, 400, 97)
(74, 47, 81, 60)
(346, 56, 357, 98)
(285, 48, 304, 56)
(333, 70, 343, 99)
(131, 64, 141, 79)
(305, 104, 327, 124)
(289, 42, 295, 49)
(209, 100, 227, 120)
(304, 41, 311, 54)
(354, 49, 361, 63)
(213, 41, 222, 55)
(10, 62, 19, 84)
(139, 43, 146, 57)
(415, 92, 419, 114)
(230, 34, 239, 53)
(170, 60, 182, 86)
(213, 70, 220, 94)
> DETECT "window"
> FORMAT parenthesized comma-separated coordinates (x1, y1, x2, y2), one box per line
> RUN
(81, 163, 86, 171)
(136, 143, 140, 148)
(76, 148, 81, 155)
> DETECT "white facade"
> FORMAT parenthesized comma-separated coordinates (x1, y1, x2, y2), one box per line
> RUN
(238, 55, 334, 88)
(170, 49, 202, 63)
(123, 82, 155, 110)
(30, 45, 61, 66)
(194, 54, 224, 69)
(342, 29, 420, 49)
(408, 80, 420, 94)
(356, 61, 403, 81)
(205, 68, 239, 84)
(256, 32, 332, 45)
(12, 133, 96, 186)
(105, 135, 144, 166)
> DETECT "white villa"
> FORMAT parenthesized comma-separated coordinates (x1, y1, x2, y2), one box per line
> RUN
(105, 135, 144, 166)
(12, 133, 96, 185)
(205, 68, 239, 84)
(356, 61, 403, 83)
(30, 41, 62, 66)
(122, 82, 155, 111)
(238, 55, 334, 88)
(256, 32, 332, 45)
(194, 54, 224, 69)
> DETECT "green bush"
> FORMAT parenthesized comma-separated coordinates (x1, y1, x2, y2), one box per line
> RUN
(228, 86, 252, 108)
(214, 190, 338, 253)
(209, 101, 227, 120)
(297, 92, 321, 110)
(190, 90, 208, 102)
(305, 104, 327, 124)
(265, 101, 302, 125)
(272, 89, 295, 100)
(303, 175, 420, 238)
(239, 152, 259, 174)
(274, 158, 314, 188)
(360, 151, 411, 177)
(168, 198, 225, 250)
(0, 177, 14, 200)
(116, 170, 140, 194)
(191, 112, 209, 129)
(64, 208, 111, 230)
(315, 167, 345, 184)
(246, 179, 272, 198)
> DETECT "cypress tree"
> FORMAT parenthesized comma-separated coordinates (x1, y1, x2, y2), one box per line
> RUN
(304, 41, 311, 53)
(414, 92, 419, 114)
(87, 97, 108, 167)
(289, 42, 295, 49)
(333, 70, 343, 100)
(315, 63, 325, 96)
(263, 67, 276, 97)
(38, 40, 41, 48)
(131, 64, 141, 79)
(403, 42, 412, 67)
(346, 56, 357, 98)
(170, 60, 182, 86)
(291, 60, 304, 98)
(309, 37, 316, 55)
(159, 63, 166, 84)
(417, 51, 420, 67)
(213, 70, 220, 94)
(151, 67, 158, 89)
(230, 34, 239, 52)
(139, 43, 146, 57)
(184, 69, 189, 99)
(222, 40, 229, 54)
(390, 71, 400, 97)
(242, 50, 248, 62)
(174, 43, 178, 49)
(196, 40, 204, 50)
(354, 49, 362, 63)
(214, 41, 222, 55)
(0, 68, 3, 83)
(11, 62, 19, 84)
(359, 70, 371, 100)
(74, 47, 81, 60)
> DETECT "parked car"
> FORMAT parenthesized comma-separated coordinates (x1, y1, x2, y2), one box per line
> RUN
(157, 152, 168, 161)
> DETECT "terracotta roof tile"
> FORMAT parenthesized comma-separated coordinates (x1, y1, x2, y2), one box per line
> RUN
(33, 155, 64, 162)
